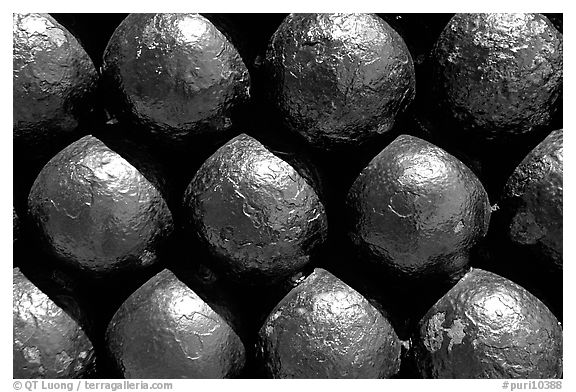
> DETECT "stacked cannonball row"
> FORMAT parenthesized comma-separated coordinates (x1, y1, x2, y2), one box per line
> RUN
(13, 13, 562, 379)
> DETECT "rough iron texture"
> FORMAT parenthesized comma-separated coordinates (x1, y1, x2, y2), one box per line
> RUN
(27, 135, 174, 274)
(102, 13, 250, 143)
(266, 13, 415, 150)
(106, 269, 246, 378)
(500, 129, 563, 270)
(257, 268, 401, 378)
(347, 134, 491, 280)
(13, 13, 98, 158)
(183, 133, 328, 284)
(414, 268, 563, 378)
(432, 13, 563, 142)
(13, 268, 95, 378)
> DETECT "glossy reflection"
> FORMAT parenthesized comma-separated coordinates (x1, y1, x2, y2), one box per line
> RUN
(27, 135, 173, 274)
(258, 268, 401, 378)
(347, 134, 491, 279)
(13, 268, 95, 378)
(106, 269, 245, 378)
(432, 13, 562, 140)
(13, 13, 98, 158)
(102, 13, 249, 142)
(266, 13, 415, 150)
(500, 129, 563, 270)
(414, 268, 563, 378)
(183, 134, 328, 284)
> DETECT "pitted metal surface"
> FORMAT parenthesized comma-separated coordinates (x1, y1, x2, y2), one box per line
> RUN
(347, 134, 491, 279)
(414, 268, 563, 378)
(106, 269, 246, 378)
(432, 13, 563, 141)
(501, 129, 563, 270)
(27, 135, 174, 274)
(266, 13, 416, 150)
(183, 134, 328, 284)
(257, 268, 401, 378)
(13, 268, 95, 378)
(102, 13, 250, 143)
(13, 13, 98, 157)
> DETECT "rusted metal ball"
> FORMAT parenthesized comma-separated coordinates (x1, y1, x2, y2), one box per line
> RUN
(498, 129, 563, 271)
(183, 133, 328, 284)
(27, 135, 174, 274)
(431, 13, 563, 142)
(106, 269, 246, 378)
(13, 13, 98, 162)
(266, 13, 415, 150)
(13, 268, 95, 378)
(413, 268, 563, 378)
(102, 13, 250, 144)
(347, 134, 491, 280)
(257, 268, 402, 378)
